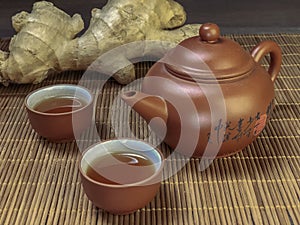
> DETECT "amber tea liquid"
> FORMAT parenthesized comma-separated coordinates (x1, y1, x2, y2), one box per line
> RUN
(34, 96, 86, 113)
(86, 151, 156, 185)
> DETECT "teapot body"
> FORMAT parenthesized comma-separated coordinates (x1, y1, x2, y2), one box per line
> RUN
(142, 62, 275, 157)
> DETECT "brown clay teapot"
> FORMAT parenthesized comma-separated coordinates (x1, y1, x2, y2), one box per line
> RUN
(121, 23, 282, 158)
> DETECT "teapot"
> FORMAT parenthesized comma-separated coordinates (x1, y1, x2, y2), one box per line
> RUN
(121, 23, 282, 158)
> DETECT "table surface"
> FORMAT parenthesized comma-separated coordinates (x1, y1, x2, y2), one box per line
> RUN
(0, 33, 300, 225)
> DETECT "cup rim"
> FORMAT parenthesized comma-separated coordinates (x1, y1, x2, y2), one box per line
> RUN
(24, 84, 93, 116)
(79, 139, 165, 188)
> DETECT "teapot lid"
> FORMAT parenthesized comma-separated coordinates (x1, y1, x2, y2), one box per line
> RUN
(164, 23, 255, 81)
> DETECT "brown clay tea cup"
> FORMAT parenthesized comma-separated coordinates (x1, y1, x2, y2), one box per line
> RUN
(25, 84, 93, 142)
(79, 139, 165, 215)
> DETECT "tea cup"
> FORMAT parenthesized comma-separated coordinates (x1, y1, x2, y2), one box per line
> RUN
(79, 139, 164, 215)
(25, 84, 93, 142)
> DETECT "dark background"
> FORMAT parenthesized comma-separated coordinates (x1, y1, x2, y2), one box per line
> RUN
(0, 0, 299, 37)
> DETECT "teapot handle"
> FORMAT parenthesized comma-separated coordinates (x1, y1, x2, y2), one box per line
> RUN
(251, 40, 282, 82)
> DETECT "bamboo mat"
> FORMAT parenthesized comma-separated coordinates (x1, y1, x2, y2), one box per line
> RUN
(0, 34, 300, 225)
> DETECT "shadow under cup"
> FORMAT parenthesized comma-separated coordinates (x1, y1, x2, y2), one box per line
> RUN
(79, 139, 165, 215)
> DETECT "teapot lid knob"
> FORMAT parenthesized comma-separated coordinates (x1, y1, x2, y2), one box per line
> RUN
(199, 23, 220, 43)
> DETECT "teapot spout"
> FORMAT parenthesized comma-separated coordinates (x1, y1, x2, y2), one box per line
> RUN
(121, 91, 168, 128)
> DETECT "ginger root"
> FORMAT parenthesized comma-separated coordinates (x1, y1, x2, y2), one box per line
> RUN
(0, 0, 200, 85)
